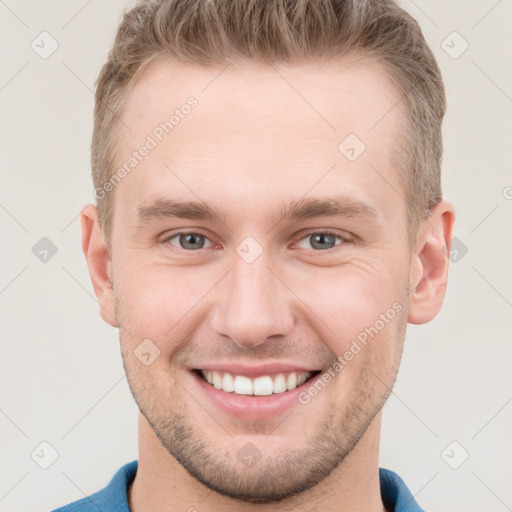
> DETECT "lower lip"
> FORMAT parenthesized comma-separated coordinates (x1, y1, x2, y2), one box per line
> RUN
(190, 370, 323, 420)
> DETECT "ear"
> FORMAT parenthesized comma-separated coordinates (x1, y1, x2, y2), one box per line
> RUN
(408, 200, 456, 325)
(80, 204, 119, 328)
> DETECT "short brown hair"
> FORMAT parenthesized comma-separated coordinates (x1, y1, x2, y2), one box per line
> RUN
(92, 0, 445, 252)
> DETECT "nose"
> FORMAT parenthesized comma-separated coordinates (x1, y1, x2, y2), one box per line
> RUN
(210, 249, 295, 349)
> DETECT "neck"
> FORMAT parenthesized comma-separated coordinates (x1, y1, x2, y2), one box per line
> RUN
(128, 413, 387, 512)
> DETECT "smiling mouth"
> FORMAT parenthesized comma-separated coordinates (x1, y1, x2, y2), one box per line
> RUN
(193, 369, 322, 396)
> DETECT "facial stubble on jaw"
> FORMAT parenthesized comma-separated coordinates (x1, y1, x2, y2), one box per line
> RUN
(119, 353, 405, 501)
(115, 287, 408, 503)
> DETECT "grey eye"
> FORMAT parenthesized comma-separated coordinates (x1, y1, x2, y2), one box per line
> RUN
(169, 233, 212, 250)
(296, 232, 343, 251)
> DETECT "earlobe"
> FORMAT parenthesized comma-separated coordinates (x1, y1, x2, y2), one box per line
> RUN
(80, 204, 119, 328)
(407, 200, 456, 325)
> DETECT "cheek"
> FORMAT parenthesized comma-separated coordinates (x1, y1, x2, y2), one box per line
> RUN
(293, 256, 403, 348)
(289, 262, 407, 390)
(114, 260, 214, 342)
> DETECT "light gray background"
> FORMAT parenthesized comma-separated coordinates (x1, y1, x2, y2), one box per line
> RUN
(1, 1, 511, 511)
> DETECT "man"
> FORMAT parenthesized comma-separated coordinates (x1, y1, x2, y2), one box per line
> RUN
(53, 0, 455, 510)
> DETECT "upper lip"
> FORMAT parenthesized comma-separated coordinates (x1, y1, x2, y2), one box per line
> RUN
(191, 362, 322, 378)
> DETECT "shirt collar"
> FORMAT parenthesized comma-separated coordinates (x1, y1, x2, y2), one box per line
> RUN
(55, 461, 425, 512)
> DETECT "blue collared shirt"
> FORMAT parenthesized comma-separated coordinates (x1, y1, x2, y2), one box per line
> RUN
(51, 460, 426, 511)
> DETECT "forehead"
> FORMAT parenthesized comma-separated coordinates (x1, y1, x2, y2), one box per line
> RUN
(120, 55, 402, 140)
(112, 56, 406, 227)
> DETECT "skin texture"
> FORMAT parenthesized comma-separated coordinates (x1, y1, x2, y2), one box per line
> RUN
(82, 56, 455, 512)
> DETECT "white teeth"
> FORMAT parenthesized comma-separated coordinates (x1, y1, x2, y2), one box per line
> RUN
(222, 372, 235, 392)
(297, 372, 308, 386)
(253, 376, 273, 396)
(212, 371, 222, 389)
(273, 374, 287, 394)
(234, 375, 253, 395)
(200, 370, 314, 395)
(286, 372, 297, 390)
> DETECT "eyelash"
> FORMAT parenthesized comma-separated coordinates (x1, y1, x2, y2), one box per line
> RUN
(161, 229, 352, 253)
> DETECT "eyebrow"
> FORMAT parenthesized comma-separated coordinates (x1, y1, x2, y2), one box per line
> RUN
(136, 195, 381, 226)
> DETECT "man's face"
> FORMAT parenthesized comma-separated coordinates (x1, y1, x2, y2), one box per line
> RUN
(108, 57, 412, 502)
